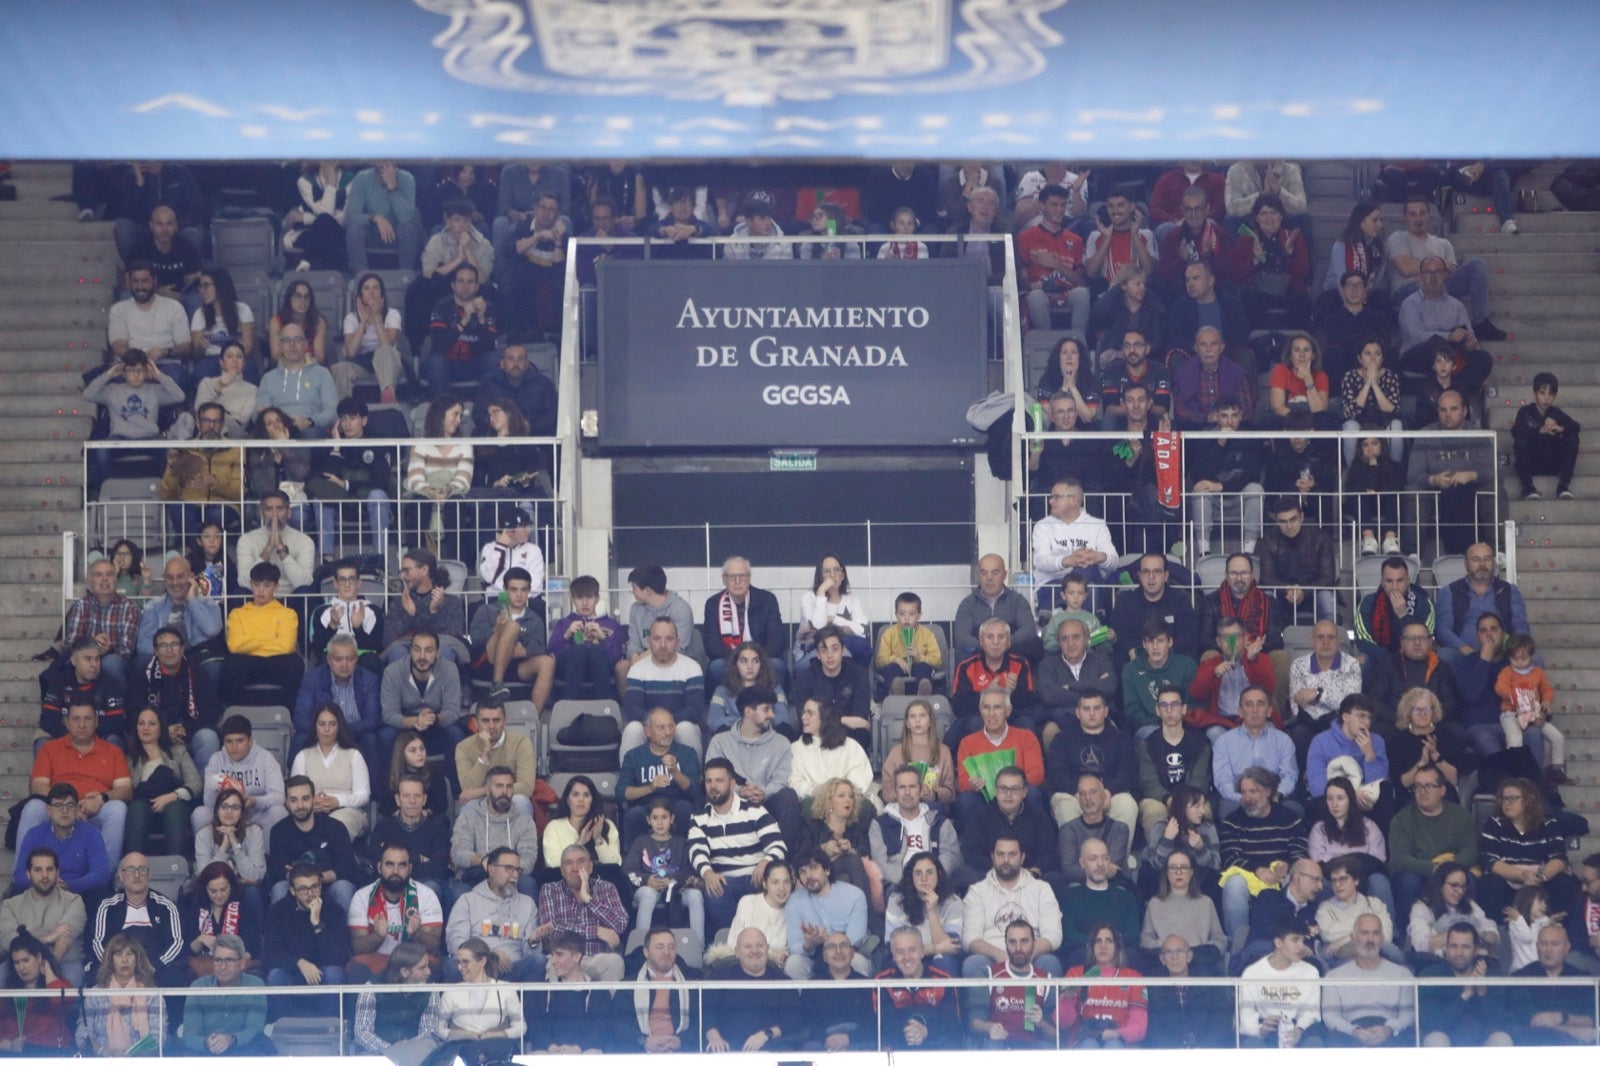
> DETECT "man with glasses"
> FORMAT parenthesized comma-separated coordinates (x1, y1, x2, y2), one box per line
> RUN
(1434, 542, 1532, 661)
(262, 862, 352, 1007)
(702, 555, 788, 686)
(424, 263, 499, 393)
(1031, 477, 1117, 591)
(1172, 325, 1254, 428)
(181, 933, 276, 1055)
(1146, 934, 1233, 1047)
(1388, 764, 1478, 926)
(89, 851, 187, 987)
(20, 699, 131, 869)
(1241, 859, 1323, 968)
(159, 402, 243, 545)
(444, 845, 544, 981)
(10, 786, 110, 898)
(136, 553, 224, 678)
(1387, 195, 1503, 341)
(533, 845, 628, 981)
(256, 322, 337, 433)
(1109, 553, 1200, 661)
(310, 562, 386, 664)
(294, 632, 383, 774)
(1371, 621, 1463, 742)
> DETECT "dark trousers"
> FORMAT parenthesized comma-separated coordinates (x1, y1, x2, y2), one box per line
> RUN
(1515, 430, 1580, 492)
(222, 652, 304, 706)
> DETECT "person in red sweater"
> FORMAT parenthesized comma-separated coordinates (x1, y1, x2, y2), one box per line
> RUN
(1017, 183, 1090, 333)
(1188, 618, 1281, 739)
(1056, 922, 1148, 1047)
(955, 691, 1046, 829)
(1149, 164, 1226, 226)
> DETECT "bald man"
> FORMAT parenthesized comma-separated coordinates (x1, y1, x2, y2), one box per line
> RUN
(953, 554, 1043, 661)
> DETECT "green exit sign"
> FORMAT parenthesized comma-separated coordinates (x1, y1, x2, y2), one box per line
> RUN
(770, 451, 818, 472)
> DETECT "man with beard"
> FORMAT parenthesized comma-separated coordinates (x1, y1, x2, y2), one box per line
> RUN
(968, 919, 1055, 1047)
(347, 843, 444, 983)
(1418, 923, 1510, 1046)
(448, 766, 538, 898)
(267, 776, 360, 912)
(688, 758, 786, 932)
(106, 260, 193, 388)
(159, 403, 243, 545)
(444, 845, 543, 981)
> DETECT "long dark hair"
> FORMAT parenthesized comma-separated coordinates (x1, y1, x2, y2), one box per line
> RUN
(4, 930, 55, 989)
(423, 397, 464, 438)
(1318, 777, 1371, 848)
(1340, 200, 1384, 245)
(800, 696, 848, 750)
(305, 703, 358, 752)
(387, 729, 432, 796)
(353, 272, 390, 316)
(1166, 784, 1209, 833)
(200, 268, 242, 336)
(209, 789, 248, 848)
(896, 852, 951, 928)
(1157, 845, 1201, 900)
(128, 705, 178, 766)
(559, 774, 610, 835)
(720, 640, 779, 697)
(1420, 861, 1473, 920)
(190, 860, 240, 911)
(277, 279, 320, 330)
(812, 554, 850, 596)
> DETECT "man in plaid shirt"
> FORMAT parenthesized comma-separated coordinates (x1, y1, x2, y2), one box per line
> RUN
(61, 558, 139, 686)
(535, 844, 627, 981)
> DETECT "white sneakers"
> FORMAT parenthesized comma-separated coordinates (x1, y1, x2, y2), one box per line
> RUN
(1381, 532, 1401, 555)
(1501, 219, 1519, 235)
(1360, 532, 1379, 556)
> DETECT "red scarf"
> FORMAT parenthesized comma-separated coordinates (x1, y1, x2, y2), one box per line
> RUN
(197, 901, 240, 938)
(1217, 581, 1271, 641)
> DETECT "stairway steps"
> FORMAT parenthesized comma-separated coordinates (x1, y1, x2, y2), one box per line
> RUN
(1515, 622, 1598, 649)
(0, 349, 108, 373)
(1487, 275, 1600, 297)
(1454, 233, 1600, 255)
(0, 265, 119, 287)
(0, 201, 82, 222)
(0, 220, 115, 242)
(0, 327, 112, 350)
(0, 535, 66, 560)
(0, 241, 118, 268)
(5, 178, 73, 204)
(0, 417, 94, 443)
(1481, 295, 1600, 319)
(1493, 362, 1600, 387)
(1475, 251, 1600, 274)
(0, 288, 112, 309)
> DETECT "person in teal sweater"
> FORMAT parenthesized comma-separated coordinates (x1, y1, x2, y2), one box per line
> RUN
(180, 934, 274, 1055)
(1119, 620, 1198, 740)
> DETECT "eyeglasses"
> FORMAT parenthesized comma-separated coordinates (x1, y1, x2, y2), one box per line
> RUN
(1443, 879, 1469, 889)
(281, 336, 307, 345)
(1159, 948, 1193, 956)
(211, 955, 243, 965)
(995, 784, 1026, 793)
(493, 864, 524, 875)
(121, 865, 150, 875)
(154, 641, 183, 650)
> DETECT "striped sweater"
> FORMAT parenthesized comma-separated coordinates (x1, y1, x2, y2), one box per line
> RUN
(1219, 803, 1306, 871)
(687, 795, 785, 878)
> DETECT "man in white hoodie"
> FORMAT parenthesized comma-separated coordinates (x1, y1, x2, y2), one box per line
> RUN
(961, 834, 1063, 977)
(870, 765, 961, 882)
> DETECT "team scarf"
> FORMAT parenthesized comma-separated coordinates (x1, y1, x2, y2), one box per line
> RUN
(1217, 579, 1271, 641)
(196, 900, 241, 938)
(715, 591, 751, 649)
(367, 881, 420, 942)
(1369, 588, 1420, 650)
(1344, 234, 1385, 284)
(145, 654, 198, 725)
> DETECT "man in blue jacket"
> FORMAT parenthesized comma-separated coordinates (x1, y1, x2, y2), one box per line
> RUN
(293, 634, 383, 772)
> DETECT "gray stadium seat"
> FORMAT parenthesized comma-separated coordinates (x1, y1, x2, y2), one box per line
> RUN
(1431, 553, 1467, 589)
(876, 694, 954, 763)
(210, 217, 277, 276)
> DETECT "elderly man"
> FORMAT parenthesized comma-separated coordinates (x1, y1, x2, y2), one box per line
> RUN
(952, 618, 1042, 739)
(1147, 934, 1233, 1047)
(701, 927, 793, 1052)
(1218, 767, 1305, 951)
(954, 553, 1043, 660)
(1107, 553, 1200, 660)
(38, 637, 125, 745)
(619, 706, 700, 846)
(954, 691, 1048, 829)
(534, 844, 627, 981)
(1323, 914, 1416, 1047)
(236, 491, 316, 594)
(876, 928, 962, 1049)
(1056, 773, 1132, 882)
(0, 846, 87, 985)
(701, 556, 787, 686)
(962, 835, 1064, 977)
(1172, 326, 1254, 428)
(136, 554, 223, 669)
(1287, 620, 1364, 762)
(294, 632, 383, 770)
(1242, 859, 1324, 967)
(1435, 542, 1531, 660)
(1031, 477, 1118, 591)
(59, 557, 138, 688)
(1037, 618, 1120, 737)
(20, 700, 131, 868)
(1408, 389, 1495, 553)
(180, 933, 275, 1056)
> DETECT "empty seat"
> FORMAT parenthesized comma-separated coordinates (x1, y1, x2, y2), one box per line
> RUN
(1431, 553, 1467, 589)
(210, 217, 277, 276)
(146, 854, 190, 902)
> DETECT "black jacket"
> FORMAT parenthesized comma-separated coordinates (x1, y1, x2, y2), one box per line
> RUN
(261, 894, 351, 971)
(701, 586, 787, 668)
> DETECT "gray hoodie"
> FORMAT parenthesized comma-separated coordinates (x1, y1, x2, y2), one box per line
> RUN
(448, 801, 539, 876)
(706, 725, 791, 795)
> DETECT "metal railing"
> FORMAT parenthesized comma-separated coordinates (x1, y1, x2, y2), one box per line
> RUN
(14, 972, 1597, 1054)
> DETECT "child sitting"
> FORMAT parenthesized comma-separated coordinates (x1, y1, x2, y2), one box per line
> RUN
(1504, 884, 1558, 972)
(1043, 573, 1112, 653)
(626, 797, 705, 943)
(547, 575, 625, 700)
(1494, 633, 1568, 785)
(873, 591, 942, 699)
(83, 350, 186, 488)
(478, 508, 544, 608)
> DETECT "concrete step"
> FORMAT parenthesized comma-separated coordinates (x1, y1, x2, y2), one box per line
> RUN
(0, 586, 70, 615)
(0, 310, 109, 334)
(0, 327, 110, 351)
(1518, 573, 1600, 599)
(0, 220, 115, 242)
(1479, 251, 1600, 274)
(0, 287, 113, 309)
(1456, 212, 1600, 235)
(1, 350, 112, 373)
(0, 201, 82, 222)
(0, 559, 65, 585)
(1455, 233, 1600, 255)
(1517, 622, 1598, 649)
(1482, 295, 1600, 320)
(1486, 274, 1600, 298)
(0, 395, 104, 417)
(1492, 361, 1600, 387)
(0, 243, 120, 268)
(0, 462, 81, 488)
(1510, 499, 1600, 527)
(6, 178, 71, 203)
(8, 163, 73, 183)
(1516, 523, 1600, 549)
(0, 535, 66, 561)
(0, 264, 119, 287)
(0, 417, 93, 443)
(1485, 319, 1593, 342)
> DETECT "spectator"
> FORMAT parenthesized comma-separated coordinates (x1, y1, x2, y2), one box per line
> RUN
(689, 758, 787, 932)
(266, 776, 360, 911)
(1146, 934, 1233, 1047)
(295, 632, 383, 770)
(878, 697, 956, 808)
(705, 857, 791, 971)
(369, 771, 452, 898)
(625, 796, 705, 941)
(288, 708, 371, 840)
(543, 774, 624, 892)
(124, 203, 202, 300)
(962, 835, 1063, 977)
(789, 625, 872, 750)
(1172, 325, 1254, 429)
(1058, 773, 1132, 883)
(784, 848, 869, 980)
(345, 162, 422, 271)
(1218, 767, 1305, 951)
(705, 687, 802, 845)
(801, 779, 876, 903)
(494, 162, 571, 250)
(196, 714, 287, 835)
(380, 628, 465, 762)
(443, 845, 543, 982)
(413, 200, 494, 366)
(1310, 774, 1393, 902)
(1339, 340, 1405, 463)
(473, 343, 557, 438)
(616, 926, 698, 1052)
(1408, 862, 1498, 958)
(968, 764, 1061, 881)
(111, 163, 204, 259)
(1478, 776, 1578, 916)
(1, 847, 86, 985)
(1083, 193, 1157, 291)
(1386, 194, 1504, 340)
(1322, 914, 1415, 1047)
(255, 321, 338, 434)
(122, 705, 201, 857)
(454, 697, 538, 818)
(1409, 389, 1496, 552)
(222, 562, 303, 706)
(1016, 182, 1090, 332)
(1156, 194, 1234, 299)
(623, 618, 706, 755)
(431, 938, 526, 1058)
(1388, 763, 1479, 924)
(1030, 476, 1117, 592)
(1136, 694, 1213, 843)
(449, 765, 539, 898)
(1228, 194, 1311, 330)
(1259, 496, 1339, 625)
(533, 845, 627, 981)
(0, 932, 74, 1054)
(1237, 919, 1322, 1047)
(952, 619, 1043, 741)
(1191, 622, 1282, 745)
(875, 928, 962, 1049)
(136, 554, 224, 694)
(1435, 543, 1530, 660)
(1055, 923, 1148, 1047)
(1305, 693, 1391, 813)
(707, 640, 791, 738)
(236, 491, 315, 596)
(470, 570, 553, 708)
(1037, 619, 1120, 739)
(1512, 372, 1581, 500)
(347, 843, 444, 983)
(20, 700, 131, 870)
(82, 352, 186, 490)
(524, 929, 607, 1052)
(1390, 686, 1474, 802)
(1141, 844, 1225, 970)
(1321, 271, 1396, 382)
(884, 853, 963, 973)
(1496, 633, 1567, 781)
(953, 554, 1042, 660)
(797, 930, 876, 1050)
(305, 398, 393, 558)
(547, 574, 625, 702)
(1108, 554, 1201, 661)
(620, 563, 699, 689)
(1318, 201, 1390, 321)
(502, 192, 570, 337)
(88, 853, 187, 987)
(182, 862, 263, 979)
(1060, 836, 1141, 953)
(955, 691, 1047, 828)
(871, 765, 960, 884)
(351, 940, 441, 1062)
(1371, 620, 1463, 732)
(1417, 923, 1512, 1047)
(423, 265, 499, 395)
(966, 918, 1056, 1047)
(11, 783, 111, 898)
(800, 556, 871, 660)
(39, 643, 125, 753)
(193, 789, 267, 895)
(1287, 620, 1363, 761)
(1316, 853, 1403, 965)
(76, 935, 164, 1055)
(1046, 693, 1138, 835)
(262, 863, 351, 1007)
(58, 557, 140, 691)
(106, 260, 192, 387)
(1568, 853, 1600, 964)
(267, 279, 329, 366)
(1225, 161, 1308, 225)
(1033, 335, 1101, 422)
(1241, 858, 1323, 966)
(383, 551, 468, 666)
(190, 268, 255, 374)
